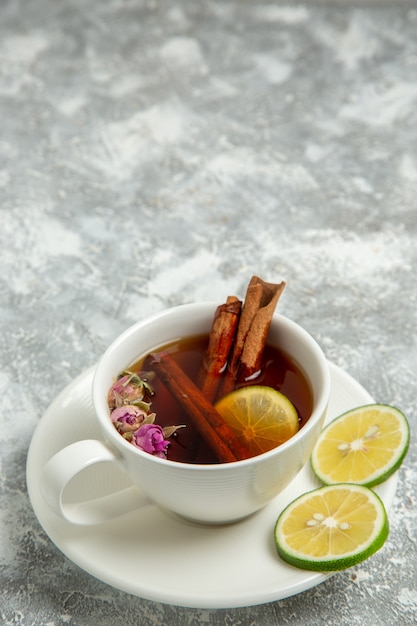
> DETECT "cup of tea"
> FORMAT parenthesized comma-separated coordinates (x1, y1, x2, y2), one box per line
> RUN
(40, 302, 331, 525)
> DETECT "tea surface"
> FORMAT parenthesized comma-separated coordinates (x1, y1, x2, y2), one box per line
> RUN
(133, 334, 313, 464)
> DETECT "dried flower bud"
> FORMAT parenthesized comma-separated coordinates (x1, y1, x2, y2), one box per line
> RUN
(131, 423, 170, 458)
(110, 405, 147, 433)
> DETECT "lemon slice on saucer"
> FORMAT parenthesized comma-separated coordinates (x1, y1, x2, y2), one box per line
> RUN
(274, 483, 389, 571)
(215, 386, 299, 456)
(311, 404, 410, 487)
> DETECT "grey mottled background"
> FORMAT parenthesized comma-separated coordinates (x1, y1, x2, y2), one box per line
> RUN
(1, 0, 416, 624)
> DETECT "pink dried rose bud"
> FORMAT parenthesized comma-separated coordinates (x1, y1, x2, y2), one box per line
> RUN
(107, 371, 153, 409)
(110, 405, 147, 433)
(131, 423, 170, 458)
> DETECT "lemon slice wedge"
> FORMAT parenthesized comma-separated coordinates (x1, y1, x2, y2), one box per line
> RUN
(274, 483, 389, 571)
(311, 404, 410, 487)
(215, 385, 299, 457)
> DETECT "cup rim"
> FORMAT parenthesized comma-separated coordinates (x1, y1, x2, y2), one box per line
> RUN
(93, 302, 331, 470)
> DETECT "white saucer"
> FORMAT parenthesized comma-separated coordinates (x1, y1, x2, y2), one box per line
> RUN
(26, 362, 397, 609)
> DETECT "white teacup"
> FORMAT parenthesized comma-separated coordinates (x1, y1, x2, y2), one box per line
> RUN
(40, 302, 331, 525)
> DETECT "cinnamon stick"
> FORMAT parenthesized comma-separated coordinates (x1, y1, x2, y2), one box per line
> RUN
(198, 295, 242, 402)
(221, 276, 286, 394)
(150, 351, 250, 463)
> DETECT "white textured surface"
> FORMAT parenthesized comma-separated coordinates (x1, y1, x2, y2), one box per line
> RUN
(1, 0, 416, 624)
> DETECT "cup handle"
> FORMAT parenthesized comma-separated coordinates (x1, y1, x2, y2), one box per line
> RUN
(40, 439, 150, 525)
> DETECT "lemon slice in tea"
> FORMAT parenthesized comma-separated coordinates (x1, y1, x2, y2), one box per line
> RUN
(311, 404, 410, 487)
(274, 483, 389, 571)
(215, 386, 299, 457)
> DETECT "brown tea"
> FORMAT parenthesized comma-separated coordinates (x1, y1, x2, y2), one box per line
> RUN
(131, 333, 313, 464)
